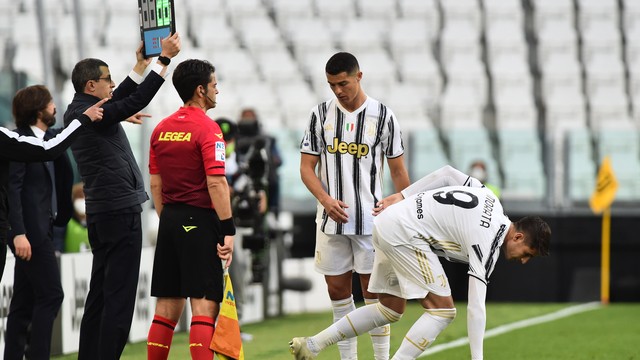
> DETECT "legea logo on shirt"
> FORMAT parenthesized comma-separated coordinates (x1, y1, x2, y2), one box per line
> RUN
(158, 132, 192, 142)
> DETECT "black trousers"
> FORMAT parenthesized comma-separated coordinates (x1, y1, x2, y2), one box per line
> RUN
(0, 229, 7, 282)
(4, 237, 64, 360)
(77, 211, 142, 360)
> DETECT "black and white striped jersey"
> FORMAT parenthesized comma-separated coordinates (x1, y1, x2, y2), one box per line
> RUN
(300, 96, 405, 235)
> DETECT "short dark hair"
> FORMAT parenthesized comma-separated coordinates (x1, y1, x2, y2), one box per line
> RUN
(325, 52, 360, 76)
(71, 58, 109, 93)
(514, 216, 551, 257)
(12, 85, 52, 128)
(172, 59, 216, 103)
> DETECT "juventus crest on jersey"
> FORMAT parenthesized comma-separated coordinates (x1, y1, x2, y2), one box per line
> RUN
(300, 96, 405, 235)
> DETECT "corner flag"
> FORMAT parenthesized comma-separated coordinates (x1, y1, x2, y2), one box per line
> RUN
(211, 270, 244, 360)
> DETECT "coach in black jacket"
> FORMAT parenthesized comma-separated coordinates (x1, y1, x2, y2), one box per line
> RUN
(62, 34, 180, 360)
(0, 100, 105, 283)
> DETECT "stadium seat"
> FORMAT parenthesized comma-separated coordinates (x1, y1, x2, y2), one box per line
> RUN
(296, 48, 340, 100)
(584, 55, 626, 99)
(396, 0, 440, 36)
(314, 0, 357, 35)
(269, 0, 316, 29)
(441, 0, 482, 33)
(440, 85, 485, 129)
(490, 54, 533, 101)
(211, 48, 260, 83)
(337, 19, 387, 55)
(447, 128, 501, 187)
(566, 129, 597, 201)
(103, 13, 140, 52)
(409, 129, 450, 179)
(192, 14, 239, 53)
(576, 0, 620, 31)
(232, 80, 284, 126)
(485, 20, 528, 64)
(274, 81, 318, 128)
(498, 129, 546, 199)
(396, 51, 442, 110)
(539, 54, 583, 98)
(622, 0, 640, 33)
(272, 129, 313, 201)
(284, 18, 336, 55)
(494, 87, 538, 130)
(580, 21, 623, 64)
(388, 19, 432, 61)
(626, 26, 640, 69)
(483, 0, 524, 26)
(535, 21, 579, 65)
(440, 21, 482, 64)
(444, 56, 488, 106)
(544, 88, 588, 134)
(355, 52, 398, 90)
(588, 87, 633, 129)
(226, 0, 269, 28)
(235, 16, 287, 57)
(380, 83, 432, 130)
(531, 0, 575, 32)
(258, 49, 305, 86)
(186, 0, 225, 17)
(355, 0, 397, 22)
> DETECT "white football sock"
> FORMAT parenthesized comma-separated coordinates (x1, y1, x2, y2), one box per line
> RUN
(365, 298, 391, 360)
(392, 308, 456, 360)
(309, 301, 402, 358)
(332, 296, 357, 359)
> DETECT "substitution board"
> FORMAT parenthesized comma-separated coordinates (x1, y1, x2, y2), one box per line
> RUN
(138, 0, 176, 58)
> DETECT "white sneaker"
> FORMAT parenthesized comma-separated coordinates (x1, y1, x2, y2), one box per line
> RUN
(289, 337, 317, 360)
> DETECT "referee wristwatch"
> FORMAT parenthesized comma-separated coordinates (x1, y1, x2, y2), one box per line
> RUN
(158, 55, 171, 66)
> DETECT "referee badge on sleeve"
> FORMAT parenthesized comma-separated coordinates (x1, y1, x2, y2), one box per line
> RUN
(215, 141, 226, 162)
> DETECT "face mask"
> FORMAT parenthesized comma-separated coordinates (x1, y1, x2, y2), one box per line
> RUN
(470, 167, 487, 183)
(74, 198, 86, 216)
(226, 142, 235, 157)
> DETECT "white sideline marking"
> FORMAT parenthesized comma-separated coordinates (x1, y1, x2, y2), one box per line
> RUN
(419, 302, 602, 358)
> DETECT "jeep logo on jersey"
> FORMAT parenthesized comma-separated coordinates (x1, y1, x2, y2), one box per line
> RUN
(327, 138, 369, 158)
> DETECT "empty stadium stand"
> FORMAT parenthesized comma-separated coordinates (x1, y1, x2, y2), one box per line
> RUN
(1, 0, 640, 210)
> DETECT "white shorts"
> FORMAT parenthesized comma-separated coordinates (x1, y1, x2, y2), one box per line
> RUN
(368, 227, 452, 299)
(314, 227, 375, 276)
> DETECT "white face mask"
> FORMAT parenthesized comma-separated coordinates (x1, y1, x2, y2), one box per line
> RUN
(470, 167, 487, 183)
(74, 199, 86, 216)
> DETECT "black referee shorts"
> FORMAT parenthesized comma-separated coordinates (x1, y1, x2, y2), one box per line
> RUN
(150, 203, 224, 302)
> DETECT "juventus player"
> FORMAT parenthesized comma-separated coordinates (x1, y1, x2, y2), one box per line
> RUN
(299, 52, 411, 359)
(290, 166, 551, 360)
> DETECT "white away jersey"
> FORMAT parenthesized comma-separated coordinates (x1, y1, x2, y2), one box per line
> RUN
(374, 186, 511, 284)
(300, 97, 405, 235)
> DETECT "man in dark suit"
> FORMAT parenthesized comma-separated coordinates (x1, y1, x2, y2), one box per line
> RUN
(0, 99, 106, 284)
(5, 85, 74, 359)
(63, 34, 180, 360)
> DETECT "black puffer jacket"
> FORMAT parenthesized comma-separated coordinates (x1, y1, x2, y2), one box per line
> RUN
(63, 72, 165, 214)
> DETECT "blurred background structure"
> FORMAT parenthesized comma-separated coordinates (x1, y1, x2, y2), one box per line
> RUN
(1, 0, 639, 311)
(1, 1, 639, 356)
(2, 0, 640, 213)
